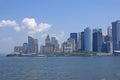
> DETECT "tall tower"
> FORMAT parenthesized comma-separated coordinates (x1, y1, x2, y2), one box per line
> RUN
(70, 33, 77, 50)
(28, 36, 38, 54)
(22, 43, 28, 53)
(107, 26, 112, 37)
(81, 32, 85, 51)
(93, 28, 103, 52)
(84, 27, 92, 52)
(45, 35, 51, 46)
(28, 36, 34, 53)
(112, 20, 120, 51)
(77, 32, 81, 51)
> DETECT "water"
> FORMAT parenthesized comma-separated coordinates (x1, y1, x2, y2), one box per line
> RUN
(0, 56, 120, 80)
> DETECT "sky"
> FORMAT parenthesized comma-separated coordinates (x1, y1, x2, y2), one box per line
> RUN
(0, 0, 120, 54)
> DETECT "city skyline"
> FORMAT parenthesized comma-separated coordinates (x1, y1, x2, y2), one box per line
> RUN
(0, 0, 120, 53)
(14, 25, 112, 54)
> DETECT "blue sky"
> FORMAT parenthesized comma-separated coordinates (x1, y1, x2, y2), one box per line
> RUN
(0, 0, 120, 53)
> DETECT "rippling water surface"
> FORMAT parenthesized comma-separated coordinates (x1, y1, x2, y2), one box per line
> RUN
(0, 56, 120, 80)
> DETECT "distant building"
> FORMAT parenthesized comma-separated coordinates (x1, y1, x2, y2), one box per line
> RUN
(28, 36, 38, 54)
(77, 32, 81, 51)
(14, 46, 23, 54)
(84, 27, 92, 52)
(81, 32, 85, 51)
(51, 37, 56, 46)
(62, 38, 76, 52)
(106, 41, 113, 53)
(40, 45, 45, 53)
(102, 41, 113, 53)
(51, 37, 60, 52)
(93, 28, 103, 52)
(67, 38, 76, 51)
(45, 35, 51, 46)
(112, 20, 120, 51)
(107, 26, 112, 37)
(54, 40, 60, 52)
(44, 35, 54, 53)
(70, 33, 77, 50)
(104, 35, 112, 42)
(22, 43, 28, 53)
(62, 42, 72, 53)
(34, 39, 38, 54)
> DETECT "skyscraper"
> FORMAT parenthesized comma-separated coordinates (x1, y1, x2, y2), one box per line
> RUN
(81, 32, 85, 51)
(45, 35, 51, 46)
(70, 33, 77, 50)
(22, 43, 28, 53)
(45, 35, 54, 53)
(51, 37, 56, 45)
(34, 39, 38, 54)
(28, 36, 38, 54)
(51, 37, 60, 52)
(107, 26, 112, 37)
(84, 27, 92, 51)
(77, 32, 81, 51)
(93, 28, 103, 52)
(67, 38, 76, 51)
(112, 20, 120, 51)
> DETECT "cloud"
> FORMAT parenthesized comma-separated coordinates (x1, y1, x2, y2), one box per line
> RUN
(22, 18, 51, 35)
(36, 23, 51, 32)
(0, 20, 17, 27)
(0, 18, 52, 34)
(0, 20, 21, 31)
(22, 18, 37, 29)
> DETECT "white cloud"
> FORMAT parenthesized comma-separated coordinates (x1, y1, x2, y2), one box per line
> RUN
(0, 18, 52, 34)
(22, 18, 51, 35)
(0, 20, 21, 31)
(0, 20, 17, 27)
(36, 23, 51, 32)
(22, 18, 37, 29)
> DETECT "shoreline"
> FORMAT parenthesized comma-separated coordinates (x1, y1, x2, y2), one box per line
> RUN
(6, 52, 115, 57)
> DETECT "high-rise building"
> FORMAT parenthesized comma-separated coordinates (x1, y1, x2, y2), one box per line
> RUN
(51, 37, 56, 45)
(70, 33, 77, 50)
(40, 45, 45, 53)
(61, 38, 76, 52)
(107, 26, 112, 37)
(51, 37, 60, 52)
(106, 41, 113, 53)
(45, 35, 51, 46)
(22, 43, 28, 53)
(54, 40, 60, 52)
(112, 20, 120, 51)
(67, 38, 76, 51)
(28, 36, 38, 54)
(93, 28, 103, 52)
(77, 32, 81, 51)
(62, 42, 72, 53)
(34, 39, 38, 54)
(81, 32, 85, 51)
(84, 27, 92, 52)
(44, 35, 54, 53)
